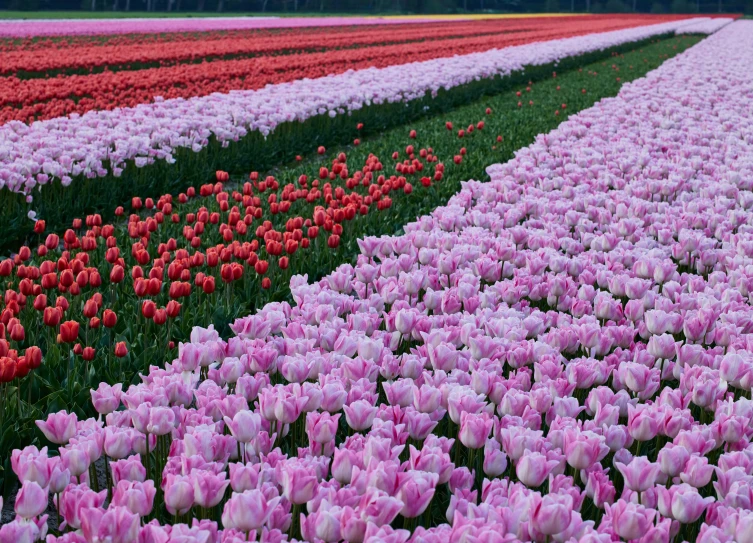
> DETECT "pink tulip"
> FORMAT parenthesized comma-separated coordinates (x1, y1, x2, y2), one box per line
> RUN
(616, 456, 661, 492)
(103, 427, 134, 460)
(395, 471, 439, 518)
(221, 489, 281, 533)
(671, 484, 714, 523)
(0, 519, 40, 543)
(608, 500, 657, 541)
(301, 509, 342, 543)
(280, 462, 318, 505)
(680, 454, 715, 488)
(563, 429, 608, 470)
(483, 440, 508, 478)
(516, 452, 559, 488)
(627, 404, 661, 442)
(11, 446, 53, 488)
(59, 484, 107, 530)
(15, 480, 48, 519)
(110, 455, 146, 485)
(111, 479, 156, 517)
(344, 399, 378, 431)
(229, 462, 260, 493)
(81, 506, 140, 543)
(36, 411, 77, 445)
(164, 474, 195, 516)
(193, 470, 231, 508)
(306, 411, 340, 444)
(458, 411, 493, 449)
(224, 410, 261, 444)
(531, 493, 573, 536)
(90, 382, 122, 415)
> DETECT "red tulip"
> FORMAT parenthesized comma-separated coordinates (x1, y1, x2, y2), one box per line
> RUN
(327, 235, 340, 249)
(202, 276, 216, 295)
(153, 309, 167, 326)
(83, 299, 98, 319)
(114, 342, 128, 358)
(9, 323, 24, 342)
(166, 300, 181, 318)
(0, 357, 16, 382)
(254, 261, 269, 275)
(110, 265, 125, 284)
(102, 309, 117, 329)
(0, 260, 13, 277)
(142, 300, 157, 319)
(43, 307, 62, 327)
(82, 347, 96, 361)
(32, 294, 47, 312)
(221, 264, 234, 283)
(261, 277, 271, 289)
(59, 321, 79, 343)
(25, 346, 42, 369)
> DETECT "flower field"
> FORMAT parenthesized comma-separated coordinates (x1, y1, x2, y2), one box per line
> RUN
(0, 12, 750, 543)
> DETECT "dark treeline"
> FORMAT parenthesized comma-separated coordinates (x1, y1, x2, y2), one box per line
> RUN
(3, 0, 750, 16)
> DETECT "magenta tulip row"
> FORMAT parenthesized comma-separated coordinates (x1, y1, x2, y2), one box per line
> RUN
(0, 16, 448, 38)
(6, 19, 753, 543)
(0, 18, 711, 210)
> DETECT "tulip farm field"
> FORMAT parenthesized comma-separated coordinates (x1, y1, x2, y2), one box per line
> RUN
(1, 12, 752, 543)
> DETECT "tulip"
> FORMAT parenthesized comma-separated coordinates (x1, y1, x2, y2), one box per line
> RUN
(458, 411, 493, 449)
(616, 456, 661, 492)
(280, 462, 318, 505)
(14, 481, 48, 519)
(59, 320, 79, 343)
(343, 399, 378, 431)
(111, 479, 156, 517)
(59, 484, 107, 530)
(396, 471, 438, 518)
(81, 506, 140, 543)
(516, 452, 559, 488)
(608, 500, 656, 541)
(531, 493, 573, 536)
(224, 410, 261, 444)
(679, 454, 715, 488)
(164, 474, 194, 516)
(670, 484, 714, 524)
(36, 411, 77, 444)
(193, 471, 231, 508)
(563, 429, 608, 470)
(221, 489, 281, 533)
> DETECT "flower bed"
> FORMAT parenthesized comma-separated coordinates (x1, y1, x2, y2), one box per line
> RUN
(0, 19, 713, 249)
(0, 35, 699, 494)
(0, 16, 683, 124)
(0, 17, 605, 77)
(4, 19, 752, 543)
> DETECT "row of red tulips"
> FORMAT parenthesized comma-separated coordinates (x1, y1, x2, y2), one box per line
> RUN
(0, 16, 680, 125)
(0, 17, 602, 77)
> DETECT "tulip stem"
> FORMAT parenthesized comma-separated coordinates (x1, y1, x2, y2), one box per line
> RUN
(104, 454, 112, 502)
(144, 431, 151, 483)
(290, 503, 302, 540)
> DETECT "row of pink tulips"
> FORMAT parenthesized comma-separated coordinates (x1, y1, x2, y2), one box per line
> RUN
(5, 19, 753, 543)
(0, 16, 447, 38)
